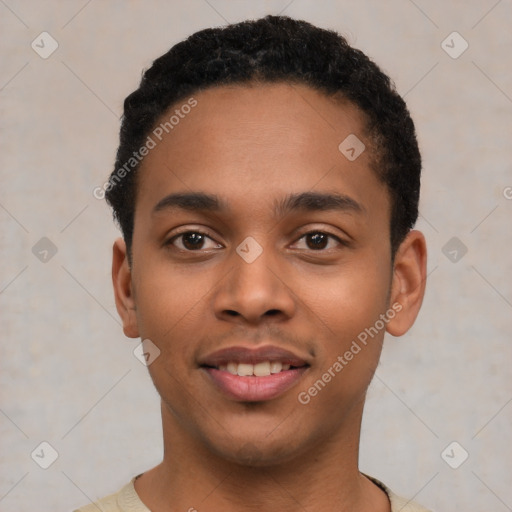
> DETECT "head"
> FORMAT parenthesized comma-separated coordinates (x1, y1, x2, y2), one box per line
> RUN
(105, 15, 421, 261)
(108, 16, 426, 467)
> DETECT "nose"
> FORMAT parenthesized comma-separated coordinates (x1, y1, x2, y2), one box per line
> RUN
(212, 241, 296, 325)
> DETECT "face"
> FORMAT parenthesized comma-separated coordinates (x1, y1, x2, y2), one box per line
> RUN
(113, 82, 425, 467)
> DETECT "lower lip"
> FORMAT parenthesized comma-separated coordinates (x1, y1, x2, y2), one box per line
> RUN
(203, 367, 308, 402)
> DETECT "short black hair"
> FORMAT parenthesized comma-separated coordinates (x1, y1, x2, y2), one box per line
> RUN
(105, 15, 421, 259)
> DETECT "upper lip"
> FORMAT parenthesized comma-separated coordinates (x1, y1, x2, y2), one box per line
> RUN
(199, 345, 309, 367)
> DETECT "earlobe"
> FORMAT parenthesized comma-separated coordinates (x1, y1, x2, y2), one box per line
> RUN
(386, 230, 427, 337)
(112, 238, 140, 338)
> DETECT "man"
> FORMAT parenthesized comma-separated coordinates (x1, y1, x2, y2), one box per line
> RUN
(78, 15, 429, 512)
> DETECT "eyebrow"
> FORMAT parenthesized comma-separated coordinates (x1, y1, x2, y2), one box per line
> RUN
(152, 191, 365, 217)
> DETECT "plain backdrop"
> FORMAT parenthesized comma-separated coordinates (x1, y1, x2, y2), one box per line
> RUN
(1, 1, 511, 511)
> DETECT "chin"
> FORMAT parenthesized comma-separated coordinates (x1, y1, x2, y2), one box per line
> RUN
(203, 429, 307, 468)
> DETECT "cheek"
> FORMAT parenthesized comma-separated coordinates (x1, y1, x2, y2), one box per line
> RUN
(310, 258, 390, 338)
(132, 264, 211, 411)
(133, 259, 213, 361)
(306, 256, 391, 389)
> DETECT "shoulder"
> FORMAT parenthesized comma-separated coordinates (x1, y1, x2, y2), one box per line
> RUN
(365, 474, 433, 512)
(73, 490, 119, 512)
(73, 477, 150, 512)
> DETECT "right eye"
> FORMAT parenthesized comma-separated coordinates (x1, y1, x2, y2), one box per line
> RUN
(165, 230, 223, 252)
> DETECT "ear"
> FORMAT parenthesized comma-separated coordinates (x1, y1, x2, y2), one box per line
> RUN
(112, 237, 140, 338)
(386, 230, 427, 337)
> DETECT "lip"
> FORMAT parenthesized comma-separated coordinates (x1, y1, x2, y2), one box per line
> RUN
(199, 345, 310, 402)
(199, 345, 308, 367)
(203, 366, 309, 402)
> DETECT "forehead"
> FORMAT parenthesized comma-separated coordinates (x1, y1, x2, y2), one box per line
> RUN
(134, 82, 387, 222)
(149, 82, 368, 165)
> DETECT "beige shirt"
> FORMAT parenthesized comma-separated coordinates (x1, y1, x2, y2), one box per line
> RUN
(74, 474, 432, 511)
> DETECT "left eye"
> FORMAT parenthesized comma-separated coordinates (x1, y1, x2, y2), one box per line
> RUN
(292, 231, 344, 251)
(168, 231, 222, 251)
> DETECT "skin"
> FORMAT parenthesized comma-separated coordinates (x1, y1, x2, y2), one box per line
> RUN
(112, 82, 427, 512)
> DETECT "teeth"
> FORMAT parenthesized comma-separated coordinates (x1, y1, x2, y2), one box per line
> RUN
(227, 362, 238, 375)
(270, 361, 282, 374)
(218, 361, 295, 376)
(237, 363, 253, 377)
(254, 361, 271, 377)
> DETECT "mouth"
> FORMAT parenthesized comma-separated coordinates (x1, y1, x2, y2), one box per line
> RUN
(203, 360, 303, 376)
(199, 346, 310, 402)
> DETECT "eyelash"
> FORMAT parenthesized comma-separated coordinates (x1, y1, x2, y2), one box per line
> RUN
(166, 229, 347, 252)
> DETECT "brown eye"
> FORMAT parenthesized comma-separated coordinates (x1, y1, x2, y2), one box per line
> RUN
(292, 231, 345, 251)
(305, 232, 329, 250)
(181, 232, 206, 250)
(167, 231, 222, 251)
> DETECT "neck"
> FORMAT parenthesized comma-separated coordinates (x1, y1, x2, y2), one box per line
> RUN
(134, 400, 390, 512)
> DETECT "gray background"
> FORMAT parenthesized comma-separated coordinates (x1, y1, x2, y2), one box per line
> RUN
(1, 1, 511, 510)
